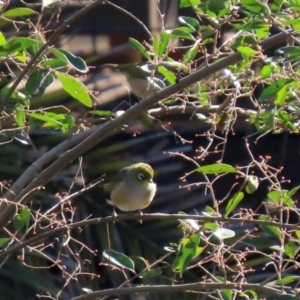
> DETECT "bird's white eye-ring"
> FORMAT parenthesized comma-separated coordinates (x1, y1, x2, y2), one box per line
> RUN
(138, 173, 145, 180)
(178, 71, 186, 79)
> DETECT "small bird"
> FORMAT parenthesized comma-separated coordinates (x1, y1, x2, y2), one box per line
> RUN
(101, 61, 190, 98)
(104, 163, 156, 212)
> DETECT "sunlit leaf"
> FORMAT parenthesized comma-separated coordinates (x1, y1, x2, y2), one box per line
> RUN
(180, 0, 200, 8)
(55, 72, 92, 107)
(13, 207, 30, 231)
(267, 190, 293, 207)
(0, 32, 6, 46)
(260, 65, 272, 79)
(157, 65, 177, 84)
(50, 48, 88, 73)
(183, 40, 200, 64)
(225, 192, 244, 217)
(179, 16, 200, 32)
(197, 164, 237, 174)
(0, 238, 10, 247)
(173, 233, 200, 277)
(258, 79, 294, 102)
(0, 38, 37, 57)
(129, 38, 151, 60)
(213, 228, 235, 240)
(164, 29, 195, 41)
(284, 241, 297, 258)
(158, 32, 170, 56)
(103, 250, 135, 272)
(3, 8, 36, 18)
(215, 276, 232, 300)
(240, 0, 270, 15)
(245, 175, 259, 194)
(14, 103, 26, 127)
(89, 110, 115, 116)
(29, 112, 74, 132)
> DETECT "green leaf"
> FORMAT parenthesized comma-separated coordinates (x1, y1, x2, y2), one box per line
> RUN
(140, 268, 162, 278)
(29, 33, 46, 55)
(129, 38, 150, 60)
(273, 276, 300, 285)
(40, 58, 68, 69)
(260, 65, 272, 79)
(0, 238, 10, 247)
(284, 241, 297, 258)
(240, 0, 270, 15)
(245, 175, 259, 194)
(0, 38, 37, 57)
(29, 112, 74, 132)
(0, 32, 6, 46)
(25, 70, 43, 96)
(89, 110, 115, 116)
(237, 46, 258, 59)
(183, 41, 200, 64)
(55, 72, 92, 107)
(3, 8, 36, 18)
(259, 215, 281, 238)
(14, 103, 26, 127)
(13, 208, 30, 231)
(267, 190, 293, 207)
(258, 79, 294, 102)
(197, 164, 237, 174)
(158, 32, 170, 56)
(50, 48, 88, 73)
(180, 0, 200, 7)
(225, 192, 244, 217)
(103, 250, 135, 272)
(157, 65, 177, 84)
(178, 16, 200, 32)
(241, 290, 257, 300)
(215, 276, 232, 300)
(173, 233, 200, 277)
(274, 84, 288, 105)
(164, 29, 195, 41)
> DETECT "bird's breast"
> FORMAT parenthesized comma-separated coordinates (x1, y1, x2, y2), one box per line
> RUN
(110, 181, 156, 212)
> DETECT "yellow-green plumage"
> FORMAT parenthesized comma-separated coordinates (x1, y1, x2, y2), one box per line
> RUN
(104, 163, 156, 212)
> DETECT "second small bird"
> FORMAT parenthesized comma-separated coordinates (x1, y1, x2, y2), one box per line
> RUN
(101, 61, 190, 98)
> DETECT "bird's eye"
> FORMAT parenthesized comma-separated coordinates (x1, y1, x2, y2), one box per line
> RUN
(138, 173, 145, 180)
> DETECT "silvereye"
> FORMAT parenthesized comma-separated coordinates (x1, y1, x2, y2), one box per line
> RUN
(104, 163, 156, 212)
(101, 61, 190, 98)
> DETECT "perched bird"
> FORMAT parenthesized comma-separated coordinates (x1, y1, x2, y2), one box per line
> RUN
(101, 61, 190, 98)
(104, 163, 156, 212)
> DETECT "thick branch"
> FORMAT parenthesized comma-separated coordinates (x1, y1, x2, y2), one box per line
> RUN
(71, 282, 282, 300)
